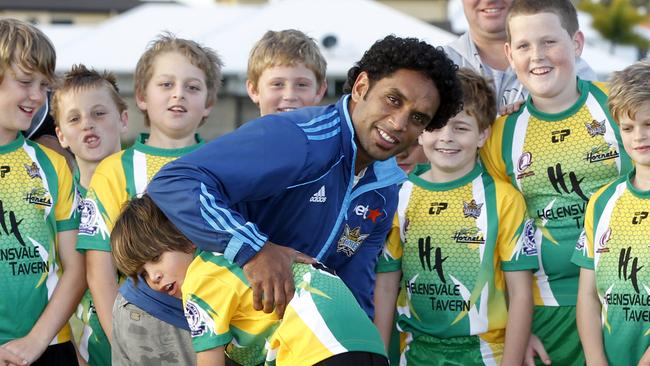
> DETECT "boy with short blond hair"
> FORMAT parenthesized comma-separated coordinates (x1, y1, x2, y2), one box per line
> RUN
(77, 33, 223, 365)
(573, 59, 650, 366)
(0, 18, 85, 365)
(480, 0, 632, 364)
(375, 68, 538, 365)
(246, 29, 327, 116)
(111, 194, 388, 366)
(51, 63, 128, 366)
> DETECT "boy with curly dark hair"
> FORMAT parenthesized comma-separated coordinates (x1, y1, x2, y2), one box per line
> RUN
(147, 34, 463, 320)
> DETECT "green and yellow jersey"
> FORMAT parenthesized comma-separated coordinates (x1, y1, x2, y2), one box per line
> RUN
(183, 251, 386, 366)
(571, 171, 650, 365)
(376, 164, 538, 364)
(481, 79, 632, 306)
(0, 134, 78, 344)
(76, 134, 203, 252)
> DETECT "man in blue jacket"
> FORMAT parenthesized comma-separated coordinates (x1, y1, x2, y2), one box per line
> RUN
(147, 35, 463, 318)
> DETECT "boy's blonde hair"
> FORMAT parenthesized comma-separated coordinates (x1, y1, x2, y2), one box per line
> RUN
(608, 59, 650, 124)
(0, 18, 56, 83)
(457, 68, 496, 132)
(50, 64, 127, 125)
(506, 0, 579, 42)
(134, 33, 223, 126)
(247, 29, 327, 90)
(111, 194, 194, 282)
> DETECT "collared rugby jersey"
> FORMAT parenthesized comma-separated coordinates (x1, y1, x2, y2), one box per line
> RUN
(376, 164, 538, 361)
(572, 171, 650, 365)
(76, 134, 203, 252)
(480, 79, 632, 306)
(0, 134, 78, 344)
(183, 252, 386, 366)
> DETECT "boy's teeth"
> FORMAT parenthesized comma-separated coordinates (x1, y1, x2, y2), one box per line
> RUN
(19, 106, 33, 113)
(378, 129, 396, 144)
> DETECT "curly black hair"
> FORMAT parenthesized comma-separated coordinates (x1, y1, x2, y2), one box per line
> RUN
(344, 35, 463, 131)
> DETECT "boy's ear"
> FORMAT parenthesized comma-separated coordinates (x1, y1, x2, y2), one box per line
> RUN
(135, 90, 147, 111)
(572, 30, 585, 58)
(54, 126, 69, 149)
(477, 126, 491, 149)
(119, 110, 129, 133)
(246, 80, 260, 104)
(351, 72, 370, 103)
(314, 79, 328, 104)
(504, 42, 516, 70)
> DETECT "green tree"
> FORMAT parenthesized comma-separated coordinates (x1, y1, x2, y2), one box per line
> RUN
(580, 0, 648, 53)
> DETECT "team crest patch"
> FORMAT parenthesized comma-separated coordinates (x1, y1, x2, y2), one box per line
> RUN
(184, 299, 215, 337)
(585, 119, 606, 137)
(337, 224, 369, 256)
(516, 152, 535, 179)
(24, 162, 41, 179)
(23, 187, 52, 207)
(596, 227, 611, 253)
(462, 199, 483, 219)
(522, 219, 538, 256)
(78, 198, 99, 235)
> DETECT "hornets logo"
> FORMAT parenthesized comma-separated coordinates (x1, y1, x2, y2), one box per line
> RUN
(462, 199, 483, 219)
(337, 224, 369, 257)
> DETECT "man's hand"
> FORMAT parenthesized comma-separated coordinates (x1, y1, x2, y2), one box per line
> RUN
(499, 100, 525, 116)
(0, 345, 27, 366)
(243, 242, 314, 317)
(2, 333, 49, 365)
(524, 333, 551, 365)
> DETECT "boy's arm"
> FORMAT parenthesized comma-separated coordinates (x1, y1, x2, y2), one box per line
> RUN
(3, 230, 86, 363)
(576, 268, 608, 366)
(639, 347, 650, 366)
(502, 270, 533, 366)
(373, 270, 401, 352)
(197, 346, 225, 366)
(86, 250, 118, 340)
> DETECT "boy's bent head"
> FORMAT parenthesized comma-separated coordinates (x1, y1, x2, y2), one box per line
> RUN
(111, 194, 195, 291)
(247, 30, 327, 116)
(0, 18, 56, 84)
(506, 0, 578, 42)
(51, 64, 128, 165)
(134, 33, 223, 126)
(608, 60, 650, 125)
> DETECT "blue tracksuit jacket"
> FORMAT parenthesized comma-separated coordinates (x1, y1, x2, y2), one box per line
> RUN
(147, 95, 406, 317)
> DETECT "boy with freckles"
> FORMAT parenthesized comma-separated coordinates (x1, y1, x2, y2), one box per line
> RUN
(480, 0, 632, 364)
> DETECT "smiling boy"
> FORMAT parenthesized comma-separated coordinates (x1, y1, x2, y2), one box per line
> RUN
(480, 1, 632, 364)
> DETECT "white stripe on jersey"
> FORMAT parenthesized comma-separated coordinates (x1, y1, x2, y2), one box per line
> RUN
(479, 337, 499, 366)
(593, 181, 626, 266)
(472, 174, 488, 262)
(398, 181, 414, 244)
(133, 150, 148, 197)
(451, 274, 488, 335)
(533, 246, 560, 306)
(511, 109, 531, 191)
(291, 279, 347, 355)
